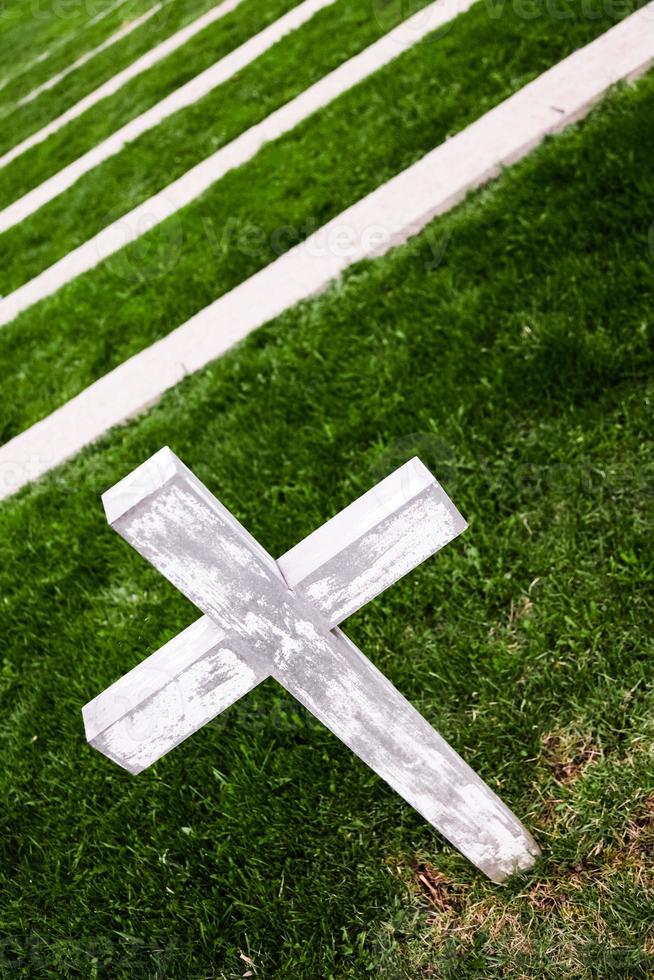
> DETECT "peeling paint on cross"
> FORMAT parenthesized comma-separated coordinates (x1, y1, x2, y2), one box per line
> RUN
(83, 448, 539, 881)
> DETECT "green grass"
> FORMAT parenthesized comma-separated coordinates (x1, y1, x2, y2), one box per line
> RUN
(0, 0, 649, 447)
(0, 0, 400, 214)
(0, 0, 157, 105)
(0, 0, 274, 155)
(0, 69, 652, 978)
(0, 0, 304, 201)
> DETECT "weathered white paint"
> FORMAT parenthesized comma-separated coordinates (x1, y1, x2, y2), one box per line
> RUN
(84, 447, 539, 882)
(16, 2, 164, 108)
(1, 8, 653, 501)
(280, 461, 468, 628)
(84, 617, 268, 773)
(88, 456, 466, 769)
(87, 456, 467, 773)
(83, 614, 227, 743)
(0, 0, 329, 208)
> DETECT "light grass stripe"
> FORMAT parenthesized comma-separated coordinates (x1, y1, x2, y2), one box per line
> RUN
(0, 0, 132, 96)
(87, 0, 133, 29)
(0, 0, 472, 306)
(0, 0, 326, 230)
(0, 6, 651, 502)
(16, 2, 164, 108)
(0, 0, 131, 95)
(0, 0, 245, 170)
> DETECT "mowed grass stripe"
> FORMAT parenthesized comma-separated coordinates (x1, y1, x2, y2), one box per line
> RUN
(0, 0, 302, 202)
(0, 0, 156, 107)
(0, 0, 444, 282)
(0, 0, 467, 298)
(2, 0, 648, 244)
(0, 0, 336, 232)
(15, 0, 164, 110)
(0, 0, 648, 446)
(0, 0, 242, 165)
(0, 0, 154, 105)
(0, 0, 264, 158)
(0, 73, 652, 977)
(0, 0, 644, 216)
(2, 8, 650, 500)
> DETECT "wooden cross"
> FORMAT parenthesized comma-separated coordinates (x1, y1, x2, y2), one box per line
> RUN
(83, 448, 539, 881)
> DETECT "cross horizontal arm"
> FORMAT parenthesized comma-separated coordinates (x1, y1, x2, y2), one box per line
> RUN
(82, 617, 267, 774)
(278, 456, 467, 627)
(102, 448, 466, 630)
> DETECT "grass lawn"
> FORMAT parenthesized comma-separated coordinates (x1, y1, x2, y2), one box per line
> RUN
(0, 68, 652, 977)
(0, 0, 393, 215)
(0, 0, 157, 106)
(0, 0, 649, 447)
(0, 0, 238, 155)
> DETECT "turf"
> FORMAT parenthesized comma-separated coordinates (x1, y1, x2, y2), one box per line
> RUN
(0, 69, 652, 978)
(0, 0, 303, 205)
(0, 0, 444, 279)
(0, 0, 246, 156)
(0, 0, 157, 106)
(0, 0, 649, 446)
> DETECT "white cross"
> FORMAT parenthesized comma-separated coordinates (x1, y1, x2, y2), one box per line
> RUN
(83, 447, 539, 881)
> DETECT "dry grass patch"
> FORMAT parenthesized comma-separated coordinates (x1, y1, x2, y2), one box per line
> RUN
(541, 729, 601, 786)
(398, 830, 654, 978)
(411, 861, 467, 915)
(601, 792, 654, 890)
